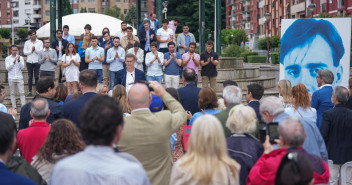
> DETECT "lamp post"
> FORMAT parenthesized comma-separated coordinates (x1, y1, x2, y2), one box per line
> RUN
(10, 1, 16, 45)
(264, 12, 271, 64)
(307, 3, 316, 18)
(242, 18, 246, 48)
(162, 1, 168, 19)
(231, 34, 234, 45)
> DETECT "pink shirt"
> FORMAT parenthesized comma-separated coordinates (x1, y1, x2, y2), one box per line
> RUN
(182, 52, 200, 74)
(168, 21, 177, 42)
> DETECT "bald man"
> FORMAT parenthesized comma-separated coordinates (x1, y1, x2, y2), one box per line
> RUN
(117, 81, 187, 185)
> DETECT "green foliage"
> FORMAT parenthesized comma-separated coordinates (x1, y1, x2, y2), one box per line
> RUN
(221, 29, 248, 46)
(80, 7, 87, 13)
(124, 5, 137, 26)
(270, 52, 280, 64)
(222, 44, 245, 57)
(314, 13, 331, 18)
(257, 36, 280, 50)
(240, 51, 258, 63)
(0, 28, 11, 39)
(104, 5, 122, 19)
(119, 14, 125, 20)
(258, 37, 268, 50)
(62, 0, 73, 16)
(247, 55, 267, 63)
(16, 28, 28, 41)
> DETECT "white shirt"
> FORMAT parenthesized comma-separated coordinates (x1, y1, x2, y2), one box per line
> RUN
(58, 41, 62, 60)
(23, 39, 43, 63)
(5, 54, 25, 79)
(126, 70, 135, 93)
(127, 48, 144, 71)
(319, 84, 332, 89)
(156, 28, 173, 48)
(115, 31, 127, 40)
(150, 21, 155, 30)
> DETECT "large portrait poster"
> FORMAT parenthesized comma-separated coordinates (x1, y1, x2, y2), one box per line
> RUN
(279, 18, 351, 93)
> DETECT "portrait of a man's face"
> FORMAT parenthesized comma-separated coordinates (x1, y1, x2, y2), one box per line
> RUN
(280, 19, 351, 93)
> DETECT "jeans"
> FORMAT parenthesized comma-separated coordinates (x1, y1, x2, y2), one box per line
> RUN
(109, 71, 118, 90)
(147, 75, 163, 84)
(26, 62, 40, 93)
(40, 70, 55, 78)
(8, 78, 25, 108)
(164, 74, 179, 89)
(94, 69, 103, 83)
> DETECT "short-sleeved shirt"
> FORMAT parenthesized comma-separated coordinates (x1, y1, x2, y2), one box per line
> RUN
(182, 52, 200, 74)
(157, 28, 174, 48)
(86, 46, 104, 70)
(164, 52, 182, 75)
(200, 51, 219, 77)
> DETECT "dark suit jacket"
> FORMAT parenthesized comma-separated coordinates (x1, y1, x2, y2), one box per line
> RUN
(138, 29, 157, 51)
(63, 92, 97, 130)
(311, 86, 334, 128)
(51, 39, 69, 57)
(346, 96, 352, 110)
(115, 68, 146, 87)
(320, 104, 352, 164)
(248, 100, 261, 122)
(178, 83, 201, 115)
(0, 162, 36, 185)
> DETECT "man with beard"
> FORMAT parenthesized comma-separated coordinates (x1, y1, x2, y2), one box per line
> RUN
(121, 27, 140, 52)
(115, 21, 128, 40)
(51, 29, 68, 83)
(181, 42, 200, 84)
(107, 37, 125, 90)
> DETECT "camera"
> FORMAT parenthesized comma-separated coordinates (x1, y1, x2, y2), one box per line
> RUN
(258, 122, 279, 144)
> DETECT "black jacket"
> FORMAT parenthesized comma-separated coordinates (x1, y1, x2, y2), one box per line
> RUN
(138, 29, 156, 51)
(177, 83, 201, 115)
(51, 39, 69, 57)
(320, 104, 352, 164)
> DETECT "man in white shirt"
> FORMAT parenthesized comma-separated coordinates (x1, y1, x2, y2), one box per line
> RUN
(157, 19, 174, 54)
(5, 45, 26, 109)
(115, 21, 128, 40)
(127, 42, 144, 72)
(23, 30, 43, 97)
(145, 42, 164, 84)
(85, 36, 105, 83)
(107, 37, 125, 90)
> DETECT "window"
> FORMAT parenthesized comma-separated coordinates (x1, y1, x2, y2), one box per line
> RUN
(73, 8, 79, 13)
(13, 19, 19, 24)
(46, 0, 50, 4)
(13, 11, 18, 17)
(88, 8, 95, 12)
(25, 0, 31, 5)
(321, 3, 326, 13)
(124, 9, 127, 14)
(45, 10, 50, 16)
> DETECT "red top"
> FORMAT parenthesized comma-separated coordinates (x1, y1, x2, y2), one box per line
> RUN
(247, 148, 330, 185)
(17, 122, 50, 163)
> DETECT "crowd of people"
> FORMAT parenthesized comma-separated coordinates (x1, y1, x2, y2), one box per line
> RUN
(1, 13, 352, 185)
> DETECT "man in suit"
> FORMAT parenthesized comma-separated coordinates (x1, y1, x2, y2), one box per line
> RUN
(51, 29, 69, 84)
(178, 67, 201, 115)
(246, 83, 264, 121)
(311, 69, 334, 128)
(115, 53, 146, 92)
(138, 13, 159, 33)
(320, 86, 352, 185)
(63, 69, 98, 130)
(118, 81, 187, 185)
(215, 85, 242, 137)
(139, 20, 157, 72)
(0, 112, 36, 185)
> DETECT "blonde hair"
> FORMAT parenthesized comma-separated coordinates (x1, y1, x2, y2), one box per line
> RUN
(81, 31, 91, 49)
(226, 104, 257, 134)
(278, 80, 292, 104)
(112, 85, 131, 113)
(96, 83, 108, 94)
(179, 115, 239, 185)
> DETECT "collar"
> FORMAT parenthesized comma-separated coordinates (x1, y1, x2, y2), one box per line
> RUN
(83, 91, 97, 95)
(91, 46, 99, 50)
(231, 133, 246, 137)
(43, 48, 52, 51)
(319, 84, 332, 89)
(249, 100, 259, 103)
(183, 32, 189, 35)
(85, 145, 114, 153)
(127, 70, 135, 75)
(30, 122, 50, 128)
(131, 108, 150, 113)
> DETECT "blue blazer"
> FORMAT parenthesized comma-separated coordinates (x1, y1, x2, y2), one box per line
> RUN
(115, 68, 146, 87)
(248, 100, 261, 122)
(311, 86, 334, 128)
(138, 18, 159, 32)
(63, 92, 97, 130)
(138, 29, 157, 51)
(0, 162, 36, 185)
(178, 83, 201, 115)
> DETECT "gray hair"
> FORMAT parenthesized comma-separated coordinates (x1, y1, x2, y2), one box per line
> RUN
(30, 98, 49, 119)
(223, 86, 242, 105)
(318, 69, 334, 84)
(279, 116, 306, 147)
(259, 96, 284, 116)
(334, 86, 349, 104)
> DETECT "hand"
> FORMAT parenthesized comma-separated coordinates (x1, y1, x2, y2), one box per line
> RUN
(173, 53, 176, 58)
(170, 35, 174, 40)
(8, 108, 17, 117)
(115, 52, 119, 58)
(151, 34, 154, 38)
(170, 53, 173, 59)
(263, 135, 274, 154)
(45, 55, 51, 60)
(16, 55, 20, 61)
(149, 81, 166, 97)
(210, 57, 213, 62)
(146, 35, 149, 40)
(207, 57, 211, 62)
(192, 55, 195, 61)
(31, 46, 35, 52)
(93, 56, 98, 61)
(61, 46, 64, 50)
(56, 46, 60, 51)
(183, 46, 188, 50)
(70, 59, 75, 64)
(186, 111, 192, 120)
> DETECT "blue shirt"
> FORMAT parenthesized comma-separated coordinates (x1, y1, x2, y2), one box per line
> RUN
(164, 52, 182, 75)
(63, 34, 75, 44)
(99, 38, 114, 64)
(106, 47, 126, 72)
(189, 109, 221, 125)
(0, 103, 7, 114)
(86, 46, 104, 70)
(145, 51, 164, 76)
(184, 35, 191, 53)
(144, 30, 151, 51)
(77, 41, 90, 58)
(50, 145, 151, 185)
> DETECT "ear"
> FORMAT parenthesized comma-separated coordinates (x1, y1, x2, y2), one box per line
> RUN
(335, 65, 343, 85)
(9, 138, 17, 154)
(46, 109, 51, 118)
(30, 111, 34, 119)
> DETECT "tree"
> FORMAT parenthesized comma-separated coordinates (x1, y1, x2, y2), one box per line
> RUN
(16, 28, 28, 43)
(80, 7, 87, 13)
(257, 36, 280, 50)
(62, 0, 73, 16)
(0, 28, 11, 39)
(124, 5, 137, 26)
(221, 29, 247, 46)
(104, 5, 121, 19)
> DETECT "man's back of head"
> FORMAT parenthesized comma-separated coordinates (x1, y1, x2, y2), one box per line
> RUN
(223, 86, 242, 105)
(318, 69, 334, 85)
(30, 98, 49, 121)
(333, 86, 349, 105)
(79, 70, 98, 92)
(127, 83, 151, 110)
(80, 95, 123, 145)
(37, 76, 55, 95)
(259, 96, 285, 122)
(247, 83, 264, 100)
(279, 116, 306, 148)
(182, 68, 196, 84)
(0, 112, 16, 160)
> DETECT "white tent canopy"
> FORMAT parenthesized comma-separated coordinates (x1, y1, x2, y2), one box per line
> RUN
(36, 13, 137, 38)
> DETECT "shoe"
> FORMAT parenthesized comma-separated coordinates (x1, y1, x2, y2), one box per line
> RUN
(26, 92, 32, 97)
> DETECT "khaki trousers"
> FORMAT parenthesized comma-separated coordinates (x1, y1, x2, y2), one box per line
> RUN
(202, 76, 217, 91)
(102, 64, 110, 86)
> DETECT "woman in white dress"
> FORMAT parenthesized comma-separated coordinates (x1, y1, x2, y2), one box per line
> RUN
(62, 43, 80, 94)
